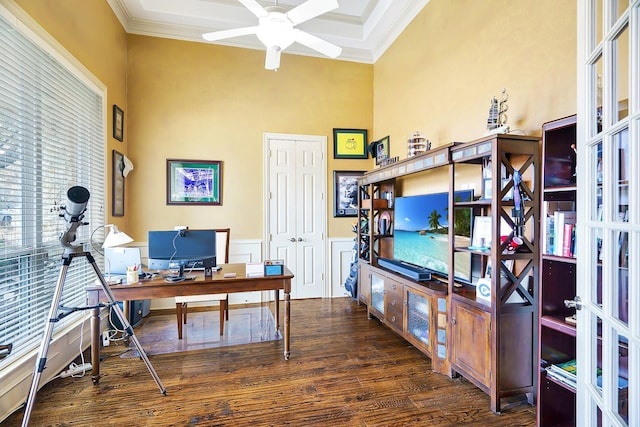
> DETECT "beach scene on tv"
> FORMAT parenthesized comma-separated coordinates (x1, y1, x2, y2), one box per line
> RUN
(393, 191, 473, 282)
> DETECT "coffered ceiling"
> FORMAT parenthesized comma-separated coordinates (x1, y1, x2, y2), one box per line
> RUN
(107, 0, 429, 63)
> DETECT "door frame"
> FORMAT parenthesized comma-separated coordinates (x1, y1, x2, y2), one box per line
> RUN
(262, 132, 329, 297)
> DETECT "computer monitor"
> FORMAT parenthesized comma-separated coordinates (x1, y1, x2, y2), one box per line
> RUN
(147, 229, 217, 271)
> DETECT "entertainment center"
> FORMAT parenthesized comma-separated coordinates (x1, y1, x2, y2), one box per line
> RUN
(357, 133, 540, 413)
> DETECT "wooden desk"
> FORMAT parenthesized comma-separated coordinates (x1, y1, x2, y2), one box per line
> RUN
(86, 263, 293, 383)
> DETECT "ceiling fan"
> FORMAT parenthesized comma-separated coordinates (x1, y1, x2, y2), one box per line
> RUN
(202, 0, 342, 71)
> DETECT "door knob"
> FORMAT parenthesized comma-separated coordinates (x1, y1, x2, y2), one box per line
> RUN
(564, 296, 582, 310)
(297, 237, 303, 242)
(289, 238, 296, 242)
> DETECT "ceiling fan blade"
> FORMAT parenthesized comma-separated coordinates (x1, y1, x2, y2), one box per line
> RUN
(265, 46, 282, 70)
(287, 0, 339, 25)
(295, 30, 342, 58)
(237, 0, 268, 18)
(202, 26, 259, 41)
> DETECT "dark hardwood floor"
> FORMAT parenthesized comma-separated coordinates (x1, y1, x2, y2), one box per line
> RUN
(5, 298, 536, 426)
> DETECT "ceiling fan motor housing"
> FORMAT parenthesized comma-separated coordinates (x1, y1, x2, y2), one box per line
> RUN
(257, 9, 295, 50)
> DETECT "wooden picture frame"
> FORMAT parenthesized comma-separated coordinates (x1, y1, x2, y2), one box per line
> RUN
(112, 150, 125, 216)
(333, 170, 364, 217)
(166, 159, 222, 205)
(333, 128, 368, 159)
(375, 135, 390, 165)
(112, 104, 124, 142)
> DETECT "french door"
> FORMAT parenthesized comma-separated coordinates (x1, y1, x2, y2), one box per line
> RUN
(576, 1, 638, 425)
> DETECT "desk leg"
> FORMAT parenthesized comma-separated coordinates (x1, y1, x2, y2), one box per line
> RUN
(274, 289, 280, 333)
(90, 302, 101, 384)
(284, 290, 290, 361)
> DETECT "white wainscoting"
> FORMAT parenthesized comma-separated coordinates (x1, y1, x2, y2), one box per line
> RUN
(329, 237, 356, 298)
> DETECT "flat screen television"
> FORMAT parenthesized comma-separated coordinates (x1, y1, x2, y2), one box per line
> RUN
(147, 229, 217, 270)
(393, 190, 474, 283)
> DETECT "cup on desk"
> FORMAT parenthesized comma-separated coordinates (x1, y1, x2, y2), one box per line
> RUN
(126, 266, 138, 284)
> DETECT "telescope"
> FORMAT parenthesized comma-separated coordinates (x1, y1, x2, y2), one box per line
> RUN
(59, 186, 90, 252)
(60, 186, 90, 225)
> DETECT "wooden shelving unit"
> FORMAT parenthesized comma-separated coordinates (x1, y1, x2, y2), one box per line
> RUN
(356, 137, 540, 411)
(449, 133, 540, 414)
(537, 115, 578, 427)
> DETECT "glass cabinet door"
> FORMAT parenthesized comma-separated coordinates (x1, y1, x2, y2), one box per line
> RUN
(370, 273, 384, 315)
(406, 289, 430, 349)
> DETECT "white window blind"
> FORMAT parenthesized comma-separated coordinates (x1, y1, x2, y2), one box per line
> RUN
(0, 8, 105, 364)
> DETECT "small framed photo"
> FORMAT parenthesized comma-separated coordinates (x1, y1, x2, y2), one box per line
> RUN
(375, 136, 390, 165)
(471, 216, 492, 249)
(166, 159, 222, 205)
(333, 170, 364, 217)
(333, 128, 368, 159)
(112, 104, 124, 142)
(112, 150, 125, 216)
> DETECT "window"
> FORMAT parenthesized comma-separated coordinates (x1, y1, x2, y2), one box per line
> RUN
(0, 7, 105, 365)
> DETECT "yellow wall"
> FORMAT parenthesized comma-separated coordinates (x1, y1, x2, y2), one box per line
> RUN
(374, 0, 577, 162)
(13, 0, 129, 229)
(11, 0, 578, 240)
(126, 35, 373, 240)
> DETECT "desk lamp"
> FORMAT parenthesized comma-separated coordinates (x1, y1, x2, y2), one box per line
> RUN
(103, 224, 133, 248)
(91, 224, 133, 284)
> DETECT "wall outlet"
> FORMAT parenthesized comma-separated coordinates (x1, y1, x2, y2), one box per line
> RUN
(102, 331, 110, 347)
(174, 225, 188, 231)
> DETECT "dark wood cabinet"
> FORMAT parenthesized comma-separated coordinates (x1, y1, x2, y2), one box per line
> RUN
(537, 115, 578, 427)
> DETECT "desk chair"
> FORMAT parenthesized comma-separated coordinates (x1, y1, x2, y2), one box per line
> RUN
(175, 228, 230, 338)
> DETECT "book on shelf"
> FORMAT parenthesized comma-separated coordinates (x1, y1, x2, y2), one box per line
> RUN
(562, 223, 576, 257)
(553, 210, 576, 257)
(545, 359, 577, 389)
(544, 215, 555, 255)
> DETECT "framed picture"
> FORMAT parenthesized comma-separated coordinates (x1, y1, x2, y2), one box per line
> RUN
(375, 135, 390, 165)
(333, 170, 364, 217)
(333, 128, 368, 159)
(112, 150, 125, 216)
(112, 104, 124, 142)
(471, 216, 492, 249)
(166, 159, 222, 205)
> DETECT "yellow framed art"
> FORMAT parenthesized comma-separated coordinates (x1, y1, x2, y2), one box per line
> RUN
(333, 128, 368, 159)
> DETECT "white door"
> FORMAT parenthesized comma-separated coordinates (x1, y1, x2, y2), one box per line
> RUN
(264, 133, 326, 299)
(576, 1, 638, 426)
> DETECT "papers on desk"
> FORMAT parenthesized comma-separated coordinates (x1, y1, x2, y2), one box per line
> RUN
(246, 262, 264, 277)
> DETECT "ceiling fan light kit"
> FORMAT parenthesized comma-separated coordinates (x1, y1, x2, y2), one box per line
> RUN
(202, 0, 342, 71)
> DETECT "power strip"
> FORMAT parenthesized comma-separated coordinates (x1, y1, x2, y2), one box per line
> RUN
(60, 362, 92, 378)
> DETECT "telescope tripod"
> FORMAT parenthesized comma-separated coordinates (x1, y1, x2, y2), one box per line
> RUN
(22, 250, 166, 426)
